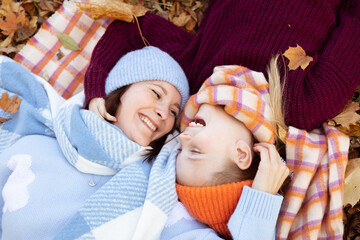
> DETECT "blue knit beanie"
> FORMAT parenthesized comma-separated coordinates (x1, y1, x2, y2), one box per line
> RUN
(105, 46, 189, 111)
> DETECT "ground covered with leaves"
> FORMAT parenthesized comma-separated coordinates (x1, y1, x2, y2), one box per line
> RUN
(0, 0, 359, 239)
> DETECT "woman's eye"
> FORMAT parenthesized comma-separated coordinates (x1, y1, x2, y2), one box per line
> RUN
(152, 89, 160, 99)
(170, 110, 178, 117)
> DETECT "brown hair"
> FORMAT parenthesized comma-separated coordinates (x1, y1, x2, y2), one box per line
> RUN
(105, 86, 175, 163)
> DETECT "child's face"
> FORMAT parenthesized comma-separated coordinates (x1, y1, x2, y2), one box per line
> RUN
(113, 80, 181, 146)
(176, 104, 252, 187)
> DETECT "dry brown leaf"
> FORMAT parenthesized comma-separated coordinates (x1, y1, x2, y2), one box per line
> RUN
(336, 124, 360, 137)
(283, 44, 313, 70)
(0, 10, 29, 35)
(0, 32, 14, 48)
(185, 6, 197, 21)
(173, 12, 191, 27)
(0, 92, 22, 114)
(333, 102, 360, 129)
(344, 158, 360, 206)
(0, 0, 21, 13)
(0, 117, 11, 123)
(76, 0, 148, 22)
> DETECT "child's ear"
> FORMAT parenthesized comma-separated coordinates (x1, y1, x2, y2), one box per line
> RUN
(232, 140, 252, 170)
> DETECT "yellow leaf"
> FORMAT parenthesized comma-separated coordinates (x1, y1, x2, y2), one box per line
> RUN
(283, 44, 313, 71)
(76, 0, 148, 22)
(332, 102, 360, 129)
(0, 92, 22, 114)
(344, 158, 360, 206)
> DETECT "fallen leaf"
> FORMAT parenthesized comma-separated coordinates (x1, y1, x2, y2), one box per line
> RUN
(0, 11, 29, 35)
(283, 44, 313, 70)
(76, 0, 148, 22)
(0, 0, 21, 13)
(0, 117, 11, 123)
(57, 32, 80, 51)
(173, 12, 191, 27)
(185, 17, 196, 32)
(0, 32, 14, 48)
(344, 158, 360, 206)
(0, 92, 22, 114)
(56, 48, 65, 60)
(333, 101, 360, 129)
(336, 124, 360, 137)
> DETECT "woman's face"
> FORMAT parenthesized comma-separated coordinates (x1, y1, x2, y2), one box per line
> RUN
(114, 80, 181, 146)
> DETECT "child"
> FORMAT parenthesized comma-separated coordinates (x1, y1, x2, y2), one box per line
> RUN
(0, 46, 190, 239)
(162, 63, 290, 239)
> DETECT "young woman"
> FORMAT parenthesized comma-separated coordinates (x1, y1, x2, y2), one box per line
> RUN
(0, 46, 189, 239)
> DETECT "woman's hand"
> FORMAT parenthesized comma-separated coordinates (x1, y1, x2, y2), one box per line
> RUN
(252, 143, 290, 195)
(88, 98, 117, 122)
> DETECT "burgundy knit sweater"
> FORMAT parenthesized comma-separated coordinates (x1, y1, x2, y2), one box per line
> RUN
(84, 0, 360, 131)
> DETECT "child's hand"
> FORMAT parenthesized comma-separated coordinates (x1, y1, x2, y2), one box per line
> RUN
(252, 143, 290, 195)
(88, 98, 117, 122)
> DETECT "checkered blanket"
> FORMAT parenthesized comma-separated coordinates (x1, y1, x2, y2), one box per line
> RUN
(276, 125, 348, 239)
(14, 0, 110, 99)
(14, 2, 349, 239)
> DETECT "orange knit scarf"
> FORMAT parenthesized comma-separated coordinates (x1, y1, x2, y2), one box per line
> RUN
(176, 180, 253, 239)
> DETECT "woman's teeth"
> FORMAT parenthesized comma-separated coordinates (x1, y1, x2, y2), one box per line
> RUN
(140, 115, 156, 131)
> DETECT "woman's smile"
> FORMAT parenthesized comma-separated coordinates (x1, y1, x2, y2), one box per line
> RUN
(139, 113, 157, 132)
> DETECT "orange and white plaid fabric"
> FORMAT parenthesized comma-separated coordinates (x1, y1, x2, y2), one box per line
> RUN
(277, 124, 348, 240)
(180, 65, 275, 143)
(14, 0, 110, 99)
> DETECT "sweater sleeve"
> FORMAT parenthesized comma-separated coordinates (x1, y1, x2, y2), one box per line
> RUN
(83, 13, 193, 107)
(228, 186, 283, 240)
(284, 0, 360, 130)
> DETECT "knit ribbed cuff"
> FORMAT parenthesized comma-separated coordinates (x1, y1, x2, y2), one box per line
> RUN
(83, 65, 107, 108)
(232, 185, 283, 221)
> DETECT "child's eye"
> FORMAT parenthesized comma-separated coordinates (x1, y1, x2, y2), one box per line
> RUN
(191, 149, 201, 154)
(152, 89, 160, 99)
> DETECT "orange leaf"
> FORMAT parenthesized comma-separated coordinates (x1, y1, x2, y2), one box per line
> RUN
(76, 0, 148, 22)
(333, 101, 360, 129)
(0, 92, 22, 114)
(0, 10, 29, 35)
(283, 44, 313, 70)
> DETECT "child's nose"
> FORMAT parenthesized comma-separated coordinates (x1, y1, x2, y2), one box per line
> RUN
(179, 132, 191, 143)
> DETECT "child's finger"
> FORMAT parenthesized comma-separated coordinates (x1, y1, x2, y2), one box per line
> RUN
(253, 145, 271, 168)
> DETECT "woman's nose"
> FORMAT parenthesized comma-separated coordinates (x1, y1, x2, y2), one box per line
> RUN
(155, 105, 169, 120)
